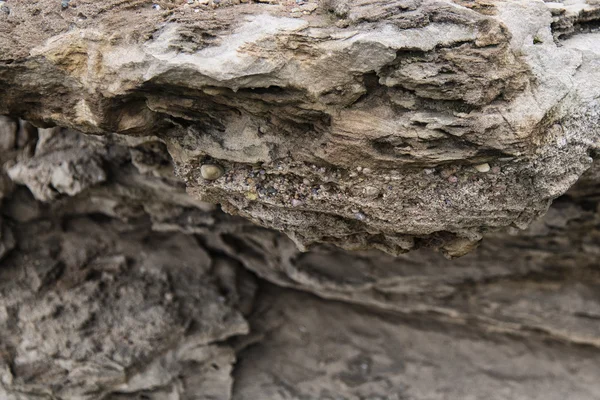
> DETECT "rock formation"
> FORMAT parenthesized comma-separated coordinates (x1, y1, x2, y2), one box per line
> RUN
(1, 0, 600, 399)
(2, 0, 600, 256)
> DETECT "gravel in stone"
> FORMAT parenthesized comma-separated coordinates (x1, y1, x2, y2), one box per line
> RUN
(355, 212, 366, 221)
(474, 163, 491, 173)
(200, 164, 224, 181)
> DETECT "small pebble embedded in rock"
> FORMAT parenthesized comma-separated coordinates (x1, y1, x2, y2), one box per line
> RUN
(200, 164, 224, 181)
(474, 163, 491, 173)
(363, 186, 380, 198)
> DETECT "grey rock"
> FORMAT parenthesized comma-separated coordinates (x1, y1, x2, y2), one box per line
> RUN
(0, 0, 599, 255)
(0, 1, 600, 398)
(0, 113, 599, 398)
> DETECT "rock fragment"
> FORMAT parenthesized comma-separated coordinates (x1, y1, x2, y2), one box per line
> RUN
(200, 164, 225, 181)
(474, 163, 491, 173)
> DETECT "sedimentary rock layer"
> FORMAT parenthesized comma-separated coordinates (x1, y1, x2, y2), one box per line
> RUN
(1, 0, 599, 255)
(0, 117, 599, 399)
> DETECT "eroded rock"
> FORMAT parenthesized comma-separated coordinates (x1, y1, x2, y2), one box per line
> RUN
(1, 1, 600, 398)
(0, 113, 599, 398)
(1, 0, 599, 255)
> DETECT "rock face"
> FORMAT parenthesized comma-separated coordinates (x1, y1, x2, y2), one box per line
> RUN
(1, 0, 600, 399)
(1, 0, 599, 255)
(0, 117, 599, 399)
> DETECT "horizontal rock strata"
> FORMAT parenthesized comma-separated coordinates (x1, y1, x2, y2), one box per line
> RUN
(0, 117, 599, 399)
(1, 0, 599, 255)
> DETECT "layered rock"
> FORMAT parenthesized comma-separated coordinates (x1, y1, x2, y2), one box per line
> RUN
(1, 0, 599, 255)
(1, 0, 600, 398)
(0, 115, 599, 399)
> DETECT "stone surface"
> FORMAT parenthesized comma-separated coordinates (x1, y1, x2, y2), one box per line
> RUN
(1, 0, 600, 398)
(234, 284, 600, 400)
(1, 0, 599, 255)
(0, 121, 258, 400)
(0, 114, 599, 399)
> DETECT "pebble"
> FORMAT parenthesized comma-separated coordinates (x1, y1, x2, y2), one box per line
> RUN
(448, 175, 458, 183)
(300, 3, 318, 12)
(200, 164, 224, 181)
(302, 178, 310, 185)
(474, 163, 491, 173)
(440, 168, 456, 179)
(423, 168, 436, 175)
(362, 167, 372, 175)
(61, 0, 70, 9)
(291, 199, 302, 207)
(363, 186, 380, 198)
(356, 166, 363, 172)
(355, 212, 367, 221)
(152, 4, 161, 10)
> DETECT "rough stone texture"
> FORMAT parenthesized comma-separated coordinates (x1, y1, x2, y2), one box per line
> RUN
(233, 161, 600, 347)
(0, 122, 259, 400)
(234, 285, 600, 400)
(0, 116, 599, 398)
(1, 0, 599, 255)
(1, 0, 600, 399)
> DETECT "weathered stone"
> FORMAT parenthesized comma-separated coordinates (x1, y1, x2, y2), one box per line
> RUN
(0, 0, 599, 255)
(0, 115, 599, 399)
(1, 1, 600, 399)
(474, 162, 491, 173)
(201, 163, 225, 181)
